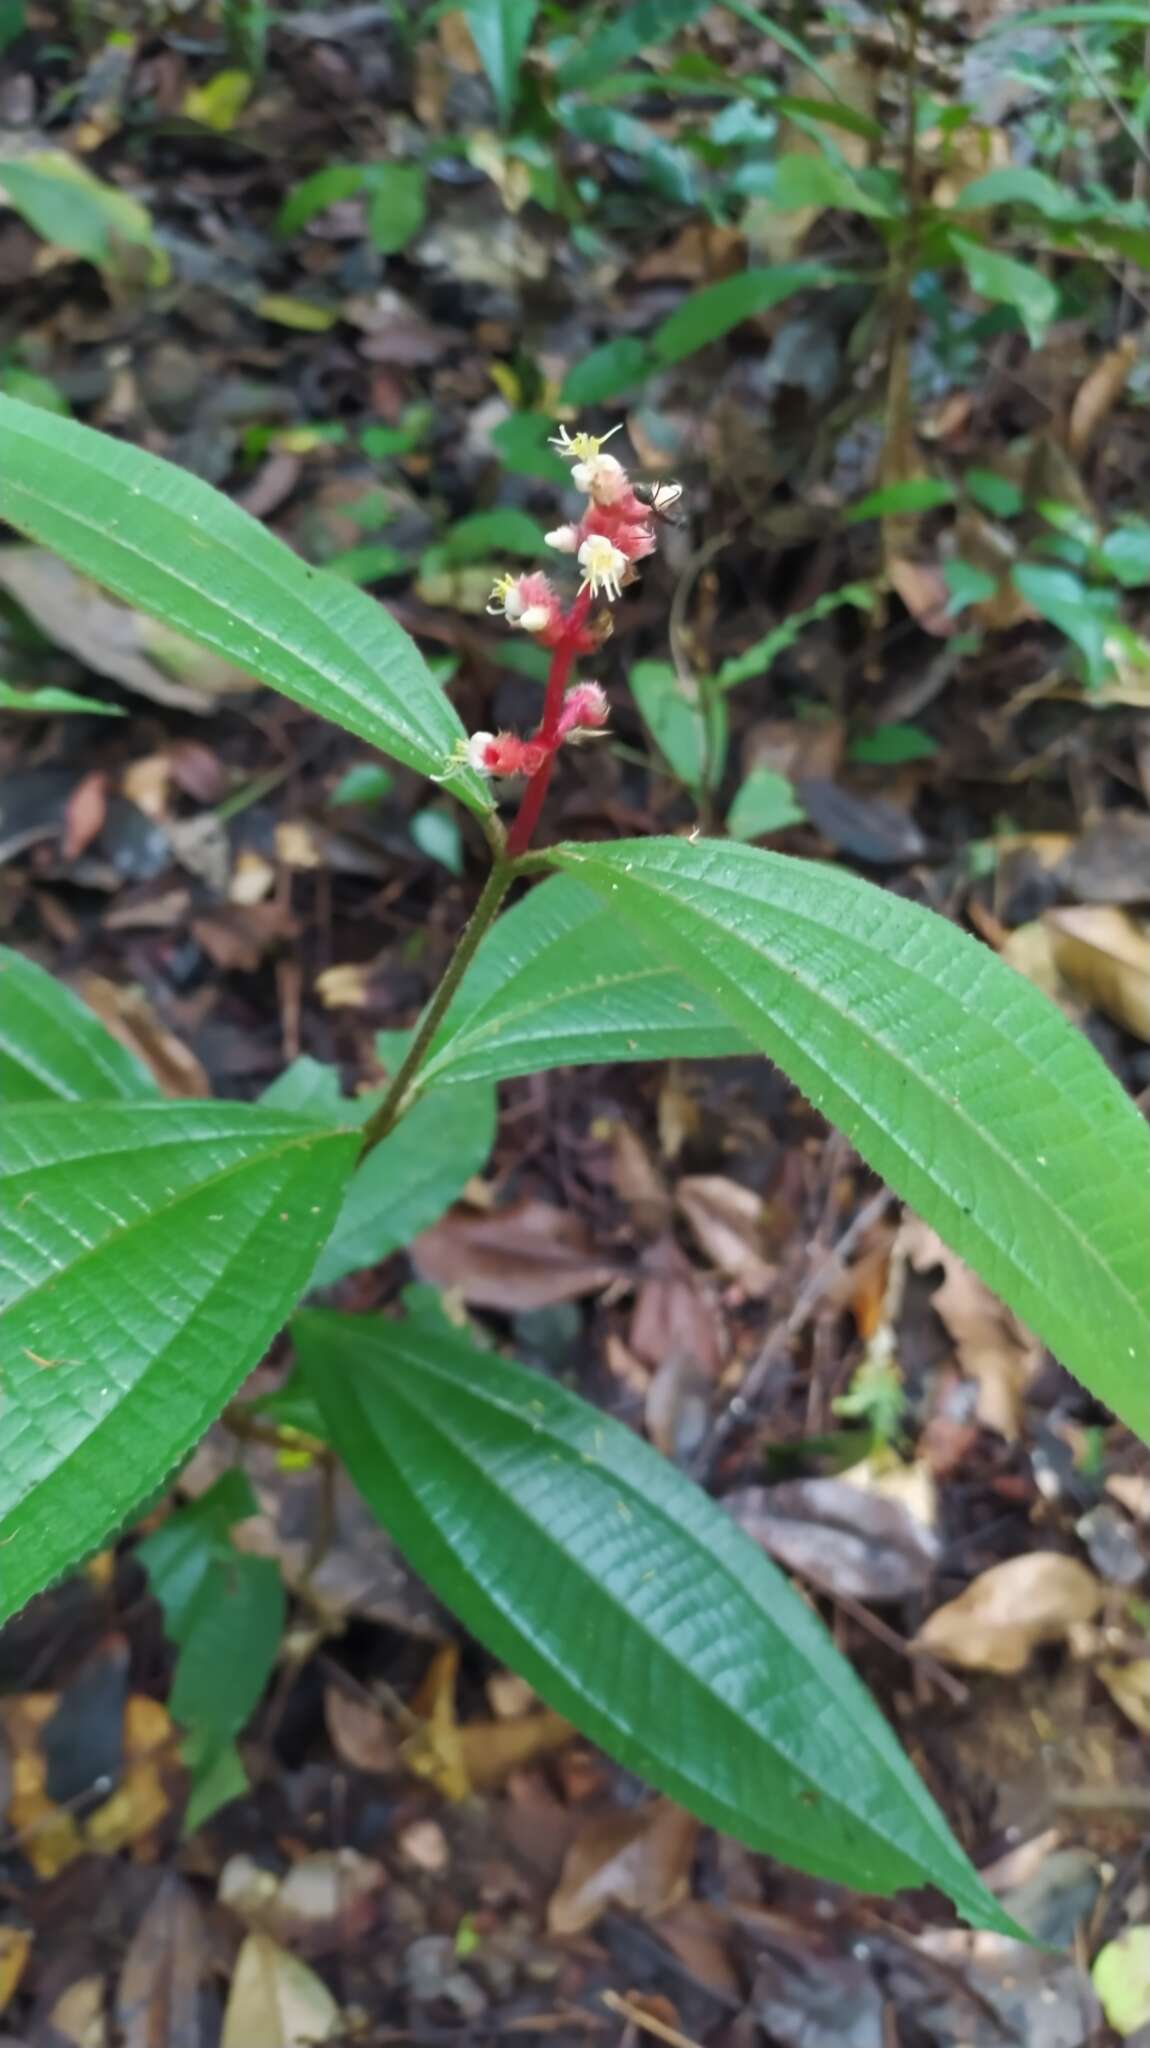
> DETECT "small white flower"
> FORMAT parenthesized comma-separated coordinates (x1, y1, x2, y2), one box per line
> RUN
(518, 603, 551, 633)
(572, 451, 626, 503)
(486, 574, 524, 621)
(549, 422, 623, 462)
(578, 533, 629, 601)
(545, 522, 580, 553)
(466, 731, 495, 773)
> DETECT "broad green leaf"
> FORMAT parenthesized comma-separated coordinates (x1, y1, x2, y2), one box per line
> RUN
(420, 874, 747, 1089)
(1098, 523, 1150, 588)
(490, 413, 571, 484)
(558, 0, 714, 88)
(138, 1473, 284, 1827)
(0, 945, 157, 1104)
(714, 583, 873, 691)
(953, 166, 1077, 219)
(630, 658, 725, 791)
(293, 1309, 1015, 1931)
(0, 152, 159, 272)
(769, 151, 897, 218)
(328, 761, 394, 807)
(557, 102, 697, 206)
(552, 839, 1150, 1439)
(366, 164, 427, 253)
(0, 1103, 358, 1622)
(0, 680, 123, 714)
(727, 767, 805, 839)
(0, 397, 488, 814)
(277, 163, 369, 237)
(310, 1083, 495, 1290)
(846, 478, 955, 522)
(651, 264, 837, 366)
(951, 233, 1058, 348)
(943, 558, 998, 612)
(964, 468, 1024, 518)
(462, 0, 539, 123)
(560, 338, 652, 408)
(410, 804, 464, 874)
(260, 1056, 353, 1119)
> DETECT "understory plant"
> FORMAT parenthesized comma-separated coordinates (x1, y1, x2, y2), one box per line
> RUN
(0, 393, 1146, 1931)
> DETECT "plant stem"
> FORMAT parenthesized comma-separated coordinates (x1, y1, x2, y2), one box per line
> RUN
(506, 588, 592, 860)
(358, 857, 513, 1157)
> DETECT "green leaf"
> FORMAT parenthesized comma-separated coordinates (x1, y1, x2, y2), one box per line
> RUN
(1098, 522, 1150, 588)
(0, 152, 159, 271)
(1000, 3, 1150, 23)
(0, 945, 157, 1105)
(714, 584, 873, 692)
(651, 263, 837, 366)
(293, 1308, 1016, 1931)
(1012, 562, 1114, 682)
(0, 680, 124, 714)
(490, 413, 571, 484)
(322, 542, 411, 584)
(0, 396, 488, 814)
(0, 1104, 358, 1623)
(139, 1475, 284, 1827)
(310, 1084, 495, 1290)
(260, 1056, 350, 1118)
(558, 0, 714, 89)
(559, 338, 652, 408)
(963, 468, 1024, 519)
(951, 233, 1058, 348)
(630, 658, 725, 790)
(849, 723, 938, 766)
(953, 166, 1078, 219)
(943, 558, 998, 612)
(277, 164, 369, 237)
(410, 804, 464, 874)
(552, 839, 1150, 1440)
(726, 768, 805, 839)
(846, 478, 955, 523)
(436, 508, 551, 564)
(420, 874, 747, 1089)
(329, 761, 394, 807)
(769, 150, 897, 218)
(366, 164, 427, 254)
(462, 0, 539, 124)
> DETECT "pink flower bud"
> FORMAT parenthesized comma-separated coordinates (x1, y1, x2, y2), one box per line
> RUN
(467, 730, 549, 778)
(557, 682, 609, 739)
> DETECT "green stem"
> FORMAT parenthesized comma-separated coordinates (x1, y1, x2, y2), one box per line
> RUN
(358, 858, 514, 1158)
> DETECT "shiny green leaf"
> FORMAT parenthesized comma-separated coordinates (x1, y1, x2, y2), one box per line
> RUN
(462, 0, 538, 122)
(726, 768, 805, 839)
(0, 680, 123, 714)
(0, 1103, 357, 1622)
(951, 233, 1058, 347)
(651, 264, 837, 366)
(560, 337, 652, 407)
(293, 1308, 1016, 1931)
(277, 164, 370, 237)
(630, 658, 725, 790)
(552, 838, 1149, 1439)
(0, 396, 488, 814)
(420, 874, 747, 1088)
(0, 945, 157, 1104)
(558, 0, 713, 88)
(310, 1084, 495, 1289)
(366, 164, 427, 253)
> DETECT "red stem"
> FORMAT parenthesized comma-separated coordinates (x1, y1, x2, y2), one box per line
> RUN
(506, 589, 591, 859)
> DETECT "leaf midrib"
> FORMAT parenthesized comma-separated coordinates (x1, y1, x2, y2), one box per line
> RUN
(428, 958, 736, 1075)
(370, 1339, 963, 1887)
(2, 1126, 348, 1319)
(575, 855, 1146, 1325)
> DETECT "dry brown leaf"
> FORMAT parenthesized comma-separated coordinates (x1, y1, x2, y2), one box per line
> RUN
(218, 1851, 385, 1955)
(323, 1686, 400, 1775)
(121, 753, 173, 823)
(1045, 906, 1150, 1041)
(998, 921, 1079, 1017)
(633, 222, 744, 283)
(116, 1876, 206, 2048)
(275, 819, 323, 870)
(413, 1199, 618, 1310)
(645, 1350, 711, 1462)
(314, 962, 372, 1009)
(401, 1641, 570, 1797)
(62, 770, 109, 861)
(1068, 335, 1140, 458)
(229, 848, 277, 906)
(548, 1799, 699, 1938)
(915, 1554, 1104, 1674)
(1108, 1474, 1150, 1523)
(0, 549, 249, 711)
(1096, 1659, 1150, 1735)
(220, 1934, 338, 2048)
(611, 1122, 672, 1238)
(45, 1974, 108, 2048)
(76, 976, 211, 1097)
(726, 1476, 939, 1603)
(2, 1692, 174, 1878)
(888, 557, 955, 637)
(676, 1175, 775, 1295)
(900, 1218, 1043, 1439)
(629, 1236, 723, 1377)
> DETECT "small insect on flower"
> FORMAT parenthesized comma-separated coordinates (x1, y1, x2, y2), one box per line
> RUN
(633, 481, 685, 528)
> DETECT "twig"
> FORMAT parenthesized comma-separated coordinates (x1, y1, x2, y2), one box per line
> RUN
(692, 1183, 895, 1480)
(600, 1992, 703, 2048)
(781, 1559, 970, 1706)
(1070, 30, 1150, 171)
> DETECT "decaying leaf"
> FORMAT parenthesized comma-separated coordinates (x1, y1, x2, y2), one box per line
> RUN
(0, 1929, 30, 2019)
(726, 1476, 938, 1603)
(915, 1554, 1104, 1674)
(1096, 1660, 1150, 1736)
(219, 1850, 385, 1955)
(900, 1217, 1043, 1439)
(75, 976, 211, 1098)
(676, 1176, 776, 1295)
(401, 1643, 571, 1799)
(1044, 906, 1150, 1042)
(323, 1687, 400, 1775)
(548, 1799, 699, 1938)
(1092, 1926, 1150, 2038)
(413, 1199, 619, 1310)
(220, 1934, 338, 2048)
(116, 1876, 207, 2048)
(1, 1693, 175, 1878)
(1068, 336, 1140, 459)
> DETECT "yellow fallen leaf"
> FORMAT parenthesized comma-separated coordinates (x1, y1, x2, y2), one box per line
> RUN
(915, 1553, 1104, 1674)
(1045, 905, 1150, 1042)
(1092, 1926, 1150, 2037)
(183, 69, 251, 132)
(255, 294, 339, 332)
(0, 1927, 31, 2015)
(221, 1934, 338, 2048)
(1097, 1659, 1150, 1736)
(900, 1218, 1043, 1440)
